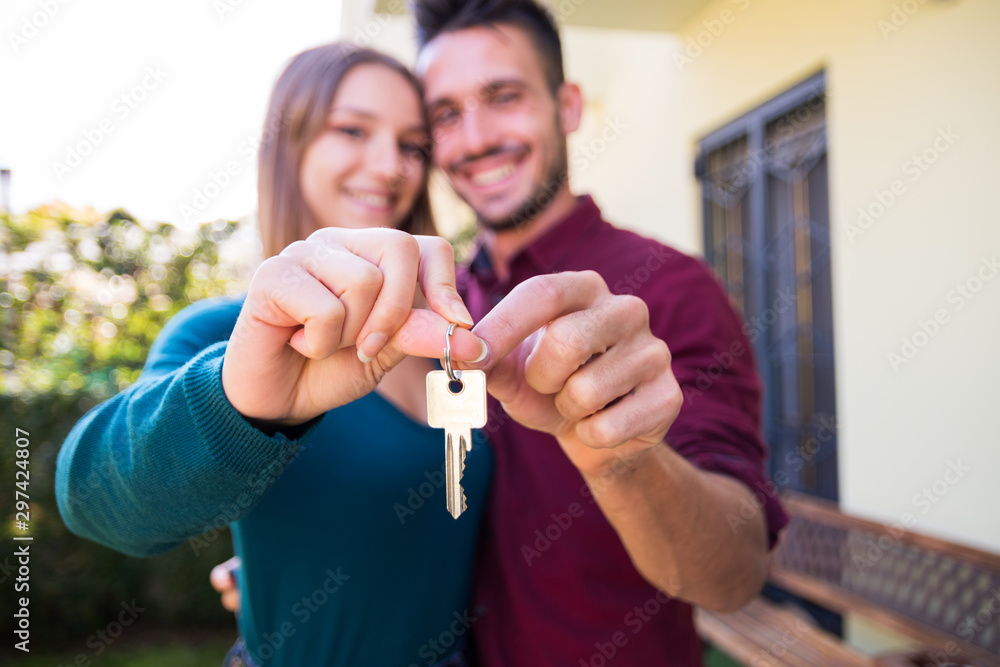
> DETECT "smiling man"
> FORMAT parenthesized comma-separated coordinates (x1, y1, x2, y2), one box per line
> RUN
(413, 0, 790, 665)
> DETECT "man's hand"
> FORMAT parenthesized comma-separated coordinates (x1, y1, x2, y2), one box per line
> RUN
(222, 228, 485, 427)
(460, 270, 683, 477)
(461, 270, 767, 611)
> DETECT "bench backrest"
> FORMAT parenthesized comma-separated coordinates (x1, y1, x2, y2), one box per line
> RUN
(771, 492, 1000, 665)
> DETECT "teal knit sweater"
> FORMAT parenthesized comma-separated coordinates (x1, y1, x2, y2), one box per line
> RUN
(56, 295, 493, 666)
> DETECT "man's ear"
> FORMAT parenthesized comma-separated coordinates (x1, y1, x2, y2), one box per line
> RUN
(557, 82, 583, 135)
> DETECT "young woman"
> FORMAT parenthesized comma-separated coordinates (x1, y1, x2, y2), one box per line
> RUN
(55, 43, 492, 667)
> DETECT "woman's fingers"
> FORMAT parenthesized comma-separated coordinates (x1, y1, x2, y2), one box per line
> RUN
(210, 557, 240, 613)
(305, 229, 476, 361)
(275, 240, 386, 358)
(414, 235, 475, 328)
(379, 308, 486, 368)
(227, 228, 485, 423)
(221, 590, 240, 613)
(348, 231, 420, 362)
(305, 227, 423, 362)
(248, 230, 482, 363)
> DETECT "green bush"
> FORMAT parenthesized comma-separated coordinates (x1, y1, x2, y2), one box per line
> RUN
(1, 203, 256, 650)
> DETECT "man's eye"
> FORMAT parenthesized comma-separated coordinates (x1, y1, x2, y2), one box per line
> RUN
(493, 91, 519, 105)
(433, 108, 460, 128)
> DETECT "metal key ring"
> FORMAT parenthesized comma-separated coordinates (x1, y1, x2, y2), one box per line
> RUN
(443, 322, 462, 383)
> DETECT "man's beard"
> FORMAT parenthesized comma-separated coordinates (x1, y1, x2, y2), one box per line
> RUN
(476, 136, 570, 233)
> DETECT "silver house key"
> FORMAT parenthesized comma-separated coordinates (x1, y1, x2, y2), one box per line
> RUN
(426, 323, 487, 519)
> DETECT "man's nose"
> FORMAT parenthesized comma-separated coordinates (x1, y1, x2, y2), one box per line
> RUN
(459, 105, 497, 158)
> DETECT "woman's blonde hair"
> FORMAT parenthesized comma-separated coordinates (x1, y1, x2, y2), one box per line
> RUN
(257, 42, 436, 258)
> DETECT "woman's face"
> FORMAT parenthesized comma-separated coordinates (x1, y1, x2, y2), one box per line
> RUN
(299, 63, 430, 231)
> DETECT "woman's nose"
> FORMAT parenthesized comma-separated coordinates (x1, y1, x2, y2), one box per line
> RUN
(367, 133, 404, 185)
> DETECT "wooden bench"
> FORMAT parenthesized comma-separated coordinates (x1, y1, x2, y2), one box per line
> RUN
(695, 492, 1000, 666)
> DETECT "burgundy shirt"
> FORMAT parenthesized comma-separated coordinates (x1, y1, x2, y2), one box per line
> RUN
(457, 195, 789, 667)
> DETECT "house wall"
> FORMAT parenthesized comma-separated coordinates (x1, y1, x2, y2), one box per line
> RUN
(673, 0, 1000, 652)
(673, 0, 1000, 550)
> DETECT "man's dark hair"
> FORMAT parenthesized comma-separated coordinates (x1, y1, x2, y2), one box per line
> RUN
(413, 0, 565, 95)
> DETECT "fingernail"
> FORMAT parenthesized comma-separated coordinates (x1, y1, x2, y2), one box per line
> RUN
(452, 299, 474, 328)
(357, 332, 387, 363)
(472, 340, 489, 364)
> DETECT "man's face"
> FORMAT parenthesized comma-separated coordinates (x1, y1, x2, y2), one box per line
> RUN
(419, 24, 570, 230)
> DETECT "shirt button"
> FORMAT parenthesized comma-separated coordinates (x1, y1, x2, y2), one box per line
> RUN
(490, 292, 504, 306)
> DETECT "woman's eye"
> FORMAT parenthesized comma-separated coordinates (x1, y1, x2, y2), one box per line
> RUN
(402, 142, 430, 162)
(336, 126, 365, 138)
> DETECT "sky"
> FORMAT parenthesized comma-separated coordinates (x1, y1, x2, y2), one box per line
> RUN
(1, 0, 346, 230)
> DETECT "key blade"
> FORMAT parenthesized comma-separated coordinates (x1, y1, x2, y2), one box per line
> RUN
(445, 429, 467, 519)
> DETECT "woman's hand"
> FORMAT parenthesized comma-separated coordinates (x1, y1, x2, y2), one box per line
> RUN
(210, 556, 240, 613)
(221, 228, 484, 427)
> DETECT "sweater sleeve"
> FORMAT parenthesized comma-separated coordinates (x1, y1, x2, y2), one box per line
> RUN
(55, 297, 321, 557)
(638, 251, 790, 550)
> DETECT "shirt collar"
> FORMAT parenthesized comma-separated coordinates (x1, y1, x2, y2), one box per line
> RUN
(467, 194, 603, 281)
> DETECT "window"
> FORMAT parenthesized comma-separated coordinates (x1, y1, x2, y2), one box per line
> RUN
(696, 71, 837, 501)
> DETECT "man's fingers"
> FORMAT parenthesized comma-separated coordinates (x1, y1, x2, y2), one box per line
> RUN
(414, 235, 474, 328)
(551, 336, 661, 423)
(524, 294, 646, 394)
(462, 271, 606, 371)
(574, 373, 682, 450)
